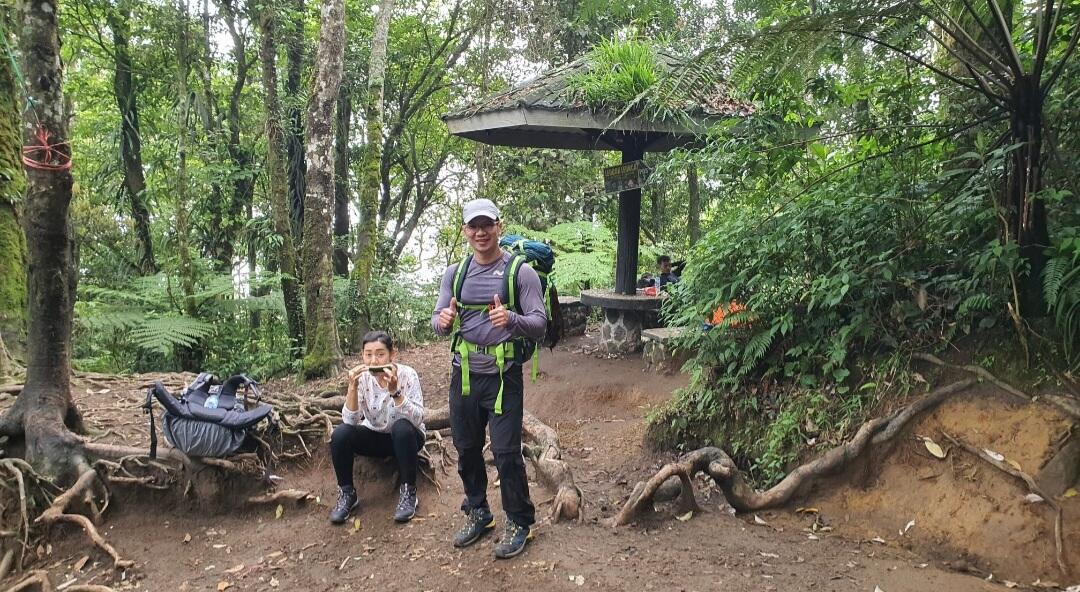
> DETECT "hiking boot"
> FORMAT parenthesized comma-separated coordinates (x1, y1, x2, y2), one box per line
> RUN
(394, 484, 418, 523)
(452, 507, 495, 548)
(328, 486, 359, 524)
(493, 520, 534, 559)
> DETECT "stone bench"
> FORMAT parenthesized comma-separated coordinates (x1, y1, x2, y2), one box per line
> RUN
(641, 327, 691, 374)
(557, 295, 591, 337)
(580, 289, 666, 355)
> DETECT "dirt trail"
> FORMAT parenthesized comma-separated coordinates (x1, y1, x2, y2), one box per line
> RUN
(1, 335, 1062, 591)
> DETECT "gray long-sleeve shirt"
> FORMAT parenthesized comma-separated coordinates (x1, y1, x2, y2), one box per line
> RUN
(431, 251, 548, 375)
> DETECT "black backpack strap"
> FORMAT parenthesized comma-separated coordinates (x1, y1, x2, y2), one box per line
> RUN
(451, 255, 473, 303)
(142, 385, 159, 459)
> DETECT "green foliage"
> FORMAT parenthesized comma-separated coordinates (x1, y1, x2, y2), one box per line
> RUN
(504, 221, 613, 295)
(1044, 226, 1080, 367)
(74, 272, 294, 378)
(568, 37, 659, 111)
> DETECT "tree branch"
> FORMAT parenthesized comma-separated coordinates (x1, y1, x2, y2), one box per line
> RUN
(839, 29, 992, 97)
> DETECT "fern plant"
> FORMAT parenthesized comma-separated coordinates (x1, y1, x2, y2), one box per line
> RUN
(74, 272, 287, 373)
(1044, 229, 1080, 367)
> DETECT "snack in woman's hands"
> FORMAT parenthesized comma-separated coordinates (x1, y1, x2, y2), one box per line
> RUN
(367, 364, 394, 375)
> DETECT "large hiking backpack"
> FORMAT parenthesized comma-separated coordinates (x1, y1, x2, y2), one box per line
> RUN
(498, 234, 562, 349)
(142, 373, 273, 459)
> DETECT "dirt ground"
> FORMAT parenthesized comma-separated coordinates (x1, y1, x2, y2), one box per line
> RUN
(2, 333, 1076, 591)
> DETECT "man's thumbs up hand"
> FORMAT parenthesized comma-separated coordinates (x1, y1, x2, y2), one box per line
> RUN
(489, 293, 510, 329)
(438, 297, 458, 332)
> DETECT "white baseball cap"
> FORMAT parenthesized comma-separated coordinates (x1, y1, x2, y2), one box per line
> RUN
(462, 198, 500, 224)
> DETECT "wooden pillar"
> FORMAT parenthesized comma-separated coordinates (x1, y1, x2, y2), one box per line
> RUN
(615, 142, 644, 295)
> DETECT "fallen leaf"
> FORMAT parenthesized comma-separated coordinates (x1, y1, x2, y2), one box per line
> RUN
(353, 518, 362, 532)
(923, 439, 946, 459)
(1025, 493, 1045, 504)
(217, 582, 232, 592)
(675, 511, 693, 522)
(902, 519, 915, 535)
(72, 555, 89, 571)
(1065, 488, 1079, 499)
(795, 507, 819, 514)
(1006, 459, 1022, 472)
(871, 536, 886, 544)
(984, 449, 1005, 462)
(807, 534, 819, 540)
(275, 504, 284, 519)
(753, 515, 769, 526)
(224, 564, 245, 575)
(183, 533, 192, 543)
(1004, 581, 1018, 589)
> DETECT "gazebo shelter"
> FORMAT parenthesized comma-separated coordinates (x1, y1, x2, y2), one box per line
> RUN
(444, 51, 751, 354)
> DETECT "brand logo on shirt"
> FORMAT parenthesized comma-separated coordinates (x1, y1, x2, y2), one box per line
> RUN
(492, 269, 504, 277)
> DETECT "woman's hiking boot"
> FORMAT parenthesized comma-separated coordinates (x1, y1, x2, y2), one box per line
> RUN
(394, 484, 418, 522)
(328, 486, 359, 524)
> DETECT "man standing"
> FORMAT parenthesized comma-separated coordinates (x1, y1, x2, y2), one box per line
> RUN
(432, 198, 547, 559)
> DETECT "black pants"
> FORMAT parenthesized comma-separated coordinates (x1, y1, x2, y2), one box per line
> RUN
(330, 419, 424, 489)
(450, 364, 535, 527)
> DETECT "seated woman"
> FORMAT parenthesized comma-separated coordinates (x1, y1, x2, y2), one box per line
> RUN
(329, 331, 426, 524)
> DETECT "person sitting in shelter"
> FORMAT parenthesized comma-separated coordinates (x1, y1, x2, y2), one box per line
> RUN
(656, 255, 681, 288)
(329, 331, 426, 525)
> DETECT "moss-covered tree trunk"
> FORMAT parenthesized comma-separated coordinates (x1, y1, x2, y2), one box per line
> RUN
(258, 4, 305, 354)
(0, 0, 90, 482)
(0, 0, 28, 369)
(300, 0, 344, 378)
(347, 0, 394, 349)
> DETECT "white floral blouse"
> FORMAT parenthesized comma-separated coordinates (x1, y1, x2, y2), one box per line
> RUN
(341, 363, 425, 436)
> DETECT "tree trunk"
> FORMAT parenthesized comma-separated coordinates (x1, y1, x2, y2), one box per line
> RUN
(174, 0, 204, 371)
(347, 0, 395, 349)
(106, 2, 157, 275)
(1006, 75, 1049, 315)
(258, 4, 305, 354)
(1, 0, 88, 481)
(300, 0, 345, 378)
(284, 0, 306, 243)
(0, 5, 28, 367)
(333, 84, 351, 276)
(219, 0, 255, 274)
(687, 164, 701, 246)
(192, 0, 231, 272)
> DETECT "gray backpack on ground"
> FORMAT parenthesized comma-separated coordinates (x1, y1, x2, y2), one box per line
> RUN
(142, 373, 274, 458)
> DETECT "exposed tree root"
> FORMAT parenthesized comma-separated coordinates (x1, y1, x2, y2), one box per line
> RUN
(246, 488, 313, 505)
(613, 379, 976, 526)
(35, 469, 132, 569)
(941, 430, 1069, 577)
(3, 569, 117, 592)
(911, 352, 1031, 401)
(522, 411, 583, 523)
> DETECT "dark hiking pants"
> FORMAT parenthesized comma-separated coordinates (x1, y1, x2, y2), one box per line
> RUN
(449, 364, 535, 528)
(330, 419, 424, 489)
